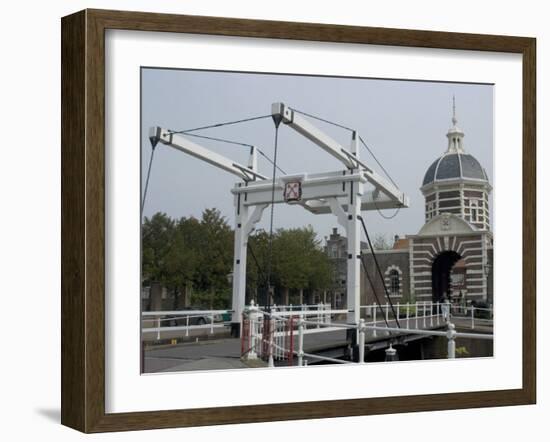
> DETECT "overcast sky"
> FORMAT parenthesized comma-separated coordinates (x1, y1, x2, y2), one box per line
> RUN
(141, 68, 493, 241)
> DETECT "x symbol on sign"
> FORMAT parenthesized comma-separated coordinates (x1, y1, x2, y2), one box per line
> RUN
(285, 182, 301, 201)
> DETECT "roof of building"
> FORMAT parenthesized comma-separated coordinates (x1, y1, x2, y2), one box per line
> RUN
(422, 153, 489, 186)
(393, 238, 410, 250)
(422, 96, 489, 187)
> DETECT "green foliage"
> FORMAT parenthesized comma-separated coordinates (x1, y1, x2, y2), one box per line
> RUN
(142, 209, 232, 309)
(399, 305, 417, 316)
(142, 211, 335, 309)
(455, 346, 470, 357)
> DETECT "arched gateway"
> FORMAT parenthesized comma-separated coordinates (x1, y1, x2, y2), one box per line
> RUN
(409, 213, 491, 303)
(359, 99, 493, 308)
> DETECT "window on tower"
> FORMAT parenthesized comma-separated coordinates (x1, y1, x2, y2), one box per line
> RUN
(389, 270, 400, 296)
(469, 199, 481, 223)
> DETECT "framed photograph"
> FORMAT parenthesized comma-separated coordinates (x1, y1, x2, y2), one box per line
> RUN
(61, 9, 536, 433)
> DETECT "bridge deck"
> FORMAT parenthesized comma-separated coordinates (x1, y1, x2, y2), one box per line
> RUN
(143, 314, 492, 373)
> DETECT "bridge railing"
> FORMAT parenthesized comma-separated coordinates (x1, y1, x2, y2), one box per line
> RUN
(360, 301, 448, 336)
(449, 304, 493, 329)
(141, 309, 231, 340)
(242, 300, 494, 366)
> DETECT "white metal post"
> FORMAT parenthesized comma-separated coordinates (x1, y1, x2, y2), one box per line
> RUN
(358, 319, 366, 364)
(415, 302, 419, 329)
(396, 302, 400, 321)
(186, 315, 189, 337)
(247, 302, 259, 360)
(347, 188, 363, 326)
(471, 306, 475, 329)
(268, 317, 275, 367)
(231, 196, 249, 329)
(447, 322, 456, 359)
(430, 301, 433, 327)
(373, 306, 377, 338)
(423, 302, 427, 328)
(298, 314, 304, 367)
(156, 317, 161, 340)
(406, 304, 410, 329)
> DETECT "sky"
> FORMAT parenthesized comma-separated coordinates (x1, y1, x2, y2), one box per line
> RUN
(141, 68, 493, 242)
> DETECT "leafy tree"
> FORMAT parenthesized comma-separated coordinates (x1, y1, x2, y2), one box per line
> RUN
(164, 217, 202, 308)
(142, 212, 175, 286)
(142, 210, 334, 310)
(372, 233, 393, 250)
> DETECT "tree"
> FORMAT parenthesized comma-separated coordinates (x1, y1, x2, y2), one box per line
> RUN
(142, 212, 176, 310)
(142, 210, 334, 310)
(164, 217, 202, 308)
(193, 209, 233, 309)
(372, 233, 393, 250)
(142, 212, 175, 284)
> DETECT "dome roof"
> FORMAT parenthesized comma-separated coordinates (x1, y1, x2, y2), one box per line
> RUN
(422, 97, 489, 187)
(422, 153, 488, 186)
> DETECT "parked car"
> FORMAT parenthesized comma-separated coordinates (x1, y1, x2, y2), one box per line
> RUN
(165, 307, 222, 327)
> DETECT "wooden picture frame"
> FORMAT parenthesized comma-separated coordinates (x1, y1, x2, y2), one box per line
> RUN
(61, 9, 536, 433)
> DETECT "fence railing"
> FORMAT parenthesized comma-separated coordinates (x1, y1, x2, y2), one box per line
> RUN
(142, 310, 231, 340)
(360, 301, 493, 333)
(241, 300, 494, 366)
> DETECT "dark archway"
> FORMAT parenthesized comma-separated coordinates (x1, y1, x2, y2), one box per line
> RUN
(431, 251, 461, 302)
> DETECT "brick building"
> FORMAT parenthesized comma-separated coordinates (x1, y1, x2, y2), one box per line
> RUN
(329, 103, 494, 308)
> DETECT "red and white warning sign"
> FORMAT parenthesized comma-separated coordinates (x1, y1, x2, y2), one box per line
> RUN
(283, 181, 302, 202)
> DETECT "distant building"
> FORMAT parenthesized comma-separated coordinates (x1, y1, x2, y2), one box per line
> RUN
(329, 102, 494, 308)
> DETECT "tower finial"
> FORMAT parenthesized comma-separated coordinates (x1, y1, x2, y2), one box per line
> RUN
(452, 95, 457, 126)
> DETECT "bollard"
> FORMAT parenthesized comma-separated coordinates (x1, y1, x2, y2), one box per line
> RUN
(447, 322, 456, 359)
(247, 301, 259, 360)
(385, 343, 398, 361)
(268, 317, 275, 367)
(358, 319, 366, 364)
(471, 306, 475, 329)
(157, 317, 161, 340)
(210, 314, 214, 334)
(298, 314, 304, 367)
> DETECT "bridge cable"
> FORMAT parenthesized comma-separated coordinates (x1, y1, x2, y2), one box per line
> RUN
(168, 114, 272, 135)
(264, 122, 282, 312)
(277, 107, 400, 194)
(359, 256, 391, 329)
(181, 132, 287, 176)
(290, 107, 355, 132)
(373, 201, 401, 220)
(358, 214, 401, 328)
(358, 135, 399, 189)
(141, 143, 157, 215)
(248, 241, 267, 287)
(288, 107, 401, 221)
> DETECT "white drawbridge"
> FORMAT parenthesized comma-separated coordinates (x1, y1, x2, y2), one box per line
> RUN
(149, 102, 409, 336)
